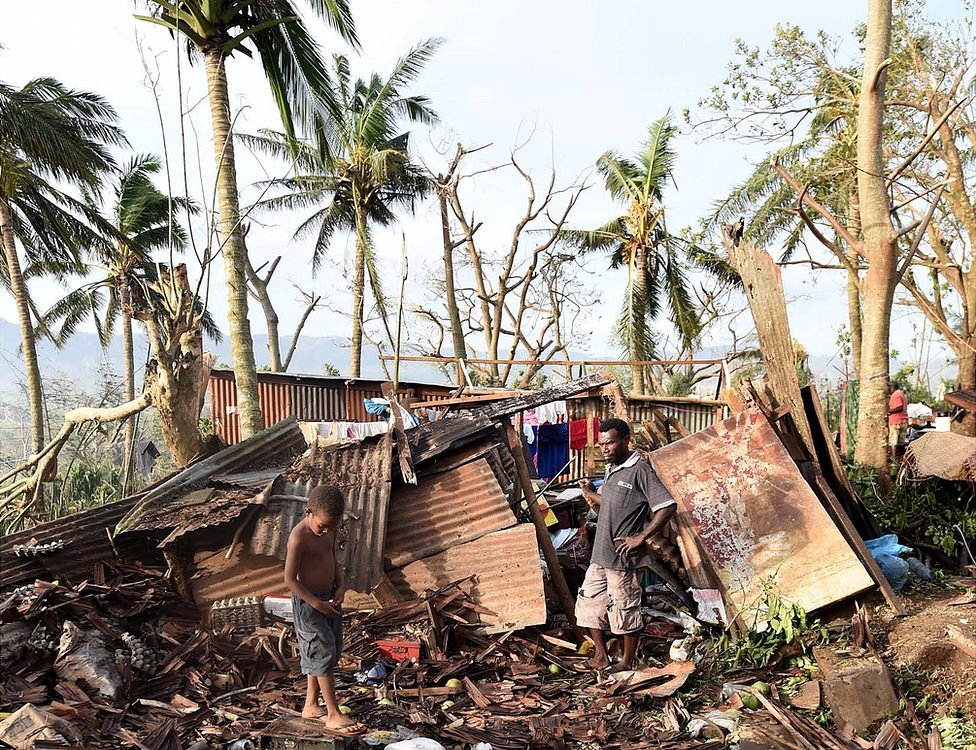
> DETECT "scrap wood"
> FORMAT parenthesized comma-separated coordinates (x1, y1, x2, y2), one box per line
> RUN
(946, 624, 976, 659)
(605, 660, 695, 697)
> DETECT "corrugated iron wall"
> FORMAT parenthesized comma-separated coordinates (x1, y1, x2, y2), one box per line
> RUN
(209, 371, 456, 445)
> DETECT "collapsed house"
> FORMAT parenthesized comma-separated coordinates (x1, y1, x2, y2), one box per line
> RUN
(2, 373, 899, 640)
(2, 371, 922, 750)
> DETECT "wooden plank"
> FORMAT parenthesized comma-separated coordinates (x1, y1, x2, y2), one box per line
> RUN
(651, 410, 874, 622)
(370, 576, 405, 608)
(723, 230, 816, 457)
(805, 469, 905, 615)
(382, 382, 417, 485)
(802, 385, 882, 539)
(505, 423, 583, 640)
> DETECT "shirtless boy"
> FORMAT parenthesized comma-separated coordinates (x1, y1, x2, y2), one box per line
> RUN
(284, 484, 363, 734)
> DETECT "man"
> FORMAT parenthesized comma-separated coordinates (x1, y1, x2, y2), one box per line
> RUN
(888, 379, 908, 461)
(576, 418, 676, 671)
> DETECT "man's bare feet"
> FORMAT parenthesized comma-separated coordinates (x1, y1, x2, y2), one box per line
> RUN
(608, 661, 633, 674)
(301, 706, 327, 719)
(586, 654, 610, 671)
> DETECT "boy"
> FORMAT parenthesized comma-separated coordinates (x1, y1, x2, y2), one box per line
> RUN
(284, 484, 363, 734)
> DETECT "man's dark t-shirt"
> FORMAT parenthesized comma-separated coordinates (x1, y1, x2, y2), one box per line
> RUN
(591, 451, 676, 571)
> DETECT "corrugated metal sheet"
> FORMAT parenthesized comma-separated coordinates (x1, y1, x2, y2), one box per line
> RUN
(116, 418, 305, 534)
(946, 389, 976, 413)
(276, 433, 393, 593)
(1, 496, 155, 589)
(388, 524, 547, 633)
(212, 469, 284, 488)
(384, 457, 516, 568)
(562, 395, 724, 435)
(191, 544, 287, 606)
(408, 413, 498, 464)
(209, 370, 456, 445)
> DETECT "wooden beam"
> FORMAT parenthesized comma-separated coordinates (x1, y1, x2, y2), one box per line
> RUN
(806, 466, 906, 615)
(381, 383, 417, 485)
(504, 422, 583, 640)
(723, 231, 816, 456)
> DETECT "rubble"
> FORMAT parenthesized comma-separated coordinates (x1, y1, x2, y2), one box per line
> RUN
(1, 376, 968, 749)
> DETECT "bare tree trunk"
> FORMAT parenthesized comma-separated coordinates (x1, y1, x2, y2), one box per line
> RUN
(141, 265, 212, 466)
(350, 201, 367, 379)
(630, 247, 649, 396)
(438, 180, 467, 363)
(244, 253, 284, 371)
(853, 0, 897, 472)
(121, 306, 136, 493)
(204, 48, 263, 437)
(957, 347, 976, 434)
(847, 191, 863, 378)
(0, 196, 44, 454)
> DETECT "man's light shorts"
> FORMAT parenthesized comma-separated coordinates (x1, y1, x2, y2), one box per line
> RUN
(574, 563, 643, 635)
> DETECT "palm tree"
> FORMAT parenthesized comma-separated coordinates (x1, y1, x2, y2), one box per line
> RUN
(0, 77, 125, 454)
(561, 115, 701, 395)
(136, 0, 358, 438)
(43, 155, 210, 485)
(243, 41, 439, 377)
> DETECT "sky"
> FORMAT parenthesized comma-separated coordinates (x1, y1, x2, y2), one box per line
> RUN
(0, 0, 967, 385)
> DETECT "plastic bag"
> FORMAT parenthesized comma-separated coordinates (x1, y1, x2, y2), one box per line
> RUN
(865, 535, 912, 590)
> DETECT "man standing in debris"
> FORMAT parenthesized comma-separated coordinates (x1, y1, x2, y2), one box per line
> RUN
(888, 379, 908, 462)
(284, 484, 364, 735)
(576, 418, 676, 671)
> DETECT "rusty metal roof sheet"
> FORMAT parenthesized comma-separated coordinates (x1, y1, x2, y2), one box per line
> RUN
(278, 433, 393, 593)
(212, 469, 285, 488)
(385, 457, 516, 568)
(408, 413, 498, 464)
(1, 496, 154, 589)
(472, 373, 612, 420)
(388, 524, 546, 633)
(115, 418, 305, 535)
(946, 389, 976, 413)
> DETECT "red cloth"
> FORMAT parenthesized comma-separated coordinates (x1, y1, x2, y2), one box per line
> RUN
(888, 390, 908, 425)
(569, 417, 599, 451)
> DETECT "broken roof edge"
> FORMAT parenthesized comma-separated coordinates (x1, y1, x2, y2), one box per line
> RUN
(472, 373, 614, 419)
(115, 417, 305, 536)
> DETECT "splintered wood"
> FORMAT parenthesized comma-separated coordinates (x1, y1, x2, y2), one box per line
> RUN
(1, 568, 698, 750)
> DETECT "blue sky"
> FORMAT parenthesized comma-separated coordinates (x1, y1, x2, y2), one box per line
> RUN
(0, 0, 967, 384)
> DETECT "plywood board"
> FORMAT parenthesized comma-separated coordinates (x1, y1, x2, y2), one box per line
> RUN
(387, 524, 547, 634)
(649, 410, 873, 620)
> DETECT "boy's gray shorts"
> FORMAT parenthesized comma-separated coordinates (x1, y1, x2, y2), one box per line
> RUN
(291, 590, 342, 676)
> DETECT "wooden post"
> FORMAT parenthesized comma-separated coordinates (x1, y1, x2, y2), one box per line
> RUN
(722, 227, 816, 456)
(505, 421, 584, 640)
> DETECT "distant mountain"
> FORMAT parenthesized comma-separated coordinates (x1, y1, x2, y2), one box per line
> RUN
(0, 318, 444, 394)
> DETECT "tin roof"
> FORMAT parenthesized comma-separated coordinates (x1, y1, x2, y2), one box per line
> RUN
(0, 495, 147, 589)
(388, 523, 547, 633)
(946, 389, 976, 413)
(279, 432, 394, 593)
(115, 418, 305, 535)
(384, 457, 516, 568)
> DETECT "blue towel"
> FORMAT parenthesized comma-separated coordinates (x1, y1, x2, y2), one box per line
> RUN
(537, 423, 569, 479)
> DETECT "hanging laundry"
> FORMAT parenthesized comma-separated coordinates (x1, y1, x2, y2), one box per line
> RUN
(346, 422, 390, 441)
(363, 397, 391, 417)
(523, 423, 535, 445)
(569, 417, 600, 451)
(522, 408, 539, 427)
(537, 423, 570, 479)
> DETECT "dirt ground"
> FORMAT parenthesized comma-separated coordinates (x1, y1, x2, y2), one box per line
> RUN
(876, 583, 976, 716)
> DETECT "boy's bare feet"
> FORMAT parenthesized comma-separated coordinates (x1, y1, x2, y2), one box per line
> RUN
(301, 706, 327, 719)
(320, 714, 364, 734)
(608, 661, 633, 674)
(586, 654, 610, 671)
